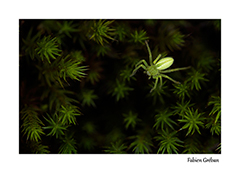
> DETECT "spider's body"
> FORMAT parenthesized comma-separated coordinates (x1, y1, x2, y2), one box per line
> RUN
(130, 41, 190, 93)
(147, 65, 158, 76)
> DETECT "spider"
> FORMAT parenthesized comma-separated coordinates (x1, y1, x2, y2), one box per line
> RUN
(130, 41, 190, 93)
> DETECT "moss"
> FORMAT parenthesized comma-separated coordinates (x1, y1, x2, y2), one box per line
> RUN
(19, 19, 221, 154)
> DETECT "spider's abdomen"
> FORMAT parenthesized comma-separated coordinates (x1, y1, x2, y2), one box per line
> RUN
(147, 65, 159, 76)
(156, 57, 174, 71)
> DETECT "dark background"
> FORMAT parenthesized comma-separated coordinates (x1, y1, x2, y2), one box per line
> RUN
(19, 19, 221, 154)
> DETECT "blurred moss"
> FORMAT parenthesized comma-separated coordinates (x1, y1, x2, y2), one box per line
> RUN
(20, 19, 221, 154)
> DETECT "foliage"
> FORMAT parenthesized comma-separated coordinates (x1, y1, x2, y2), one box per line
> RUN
(85, 60, 103, 85)
(104, 140, 128, 154)
(154, 129, 183, 154)
(182, 136, 201, 154)
(206, 117, 221, 135)
(114, 23, 129, 41)
(205, 96, 221, 136)
(28, 141, 50, 154)
(21, 27, 41, 59)
(208, 96, 221, 123)
(108, 79, 133, 101)
(178, 108, 205, 136)
(197, 52, 216, 72)
(123, 111, 141, 129)
(215, 143, 221, 153)
(153, 109, 177, 131)
(173, 81, 191, 101)
(165, 29, 185, 52)
(40, 85, 78, 111)
(158, 24, 186, 52)
(43, 113, 67, 139)
(20, 105, 45, 142)
(36, 54, 87, 88)
(130, 30, 149, 44)
(89, 20, 116, 45)
(79, 89, 98, 107)
(20, 19, 220, 154)
(59, 54, 88, 83)
(59, 105, 81, 125)
(59, 133, 77, 154)
(35, 36, 62, 63)
(171, 100, 195, 117)
(120, 67, 136, 82)
(186, 68, 209, 91)
(146, 81, 170, 105)
(129, 134, 153, 154)
(57, 21, 79, 38)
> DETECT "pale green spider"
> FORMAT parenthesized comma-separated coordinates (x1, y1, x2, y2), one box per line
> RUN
(130, 41, 190, 93)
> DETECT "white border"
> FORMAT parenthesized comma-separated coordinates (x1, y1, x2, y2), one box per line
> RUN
(1, 0, 239, 172)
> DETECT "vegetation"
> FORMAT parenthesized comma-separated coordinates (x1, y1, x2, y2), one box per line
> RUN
(20, 19, 221, 154)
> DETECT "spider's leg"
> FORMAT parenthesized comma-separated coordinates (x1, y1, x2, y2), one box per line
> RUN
(153, 54, 162, 64)
(150, 77, 158, 93)
(161, 66, 191, 73)
(134, 59, 149, 68)
(161, 74, 181, 84)
(145, 40, 153, 65)
(130, 64, 147, 77)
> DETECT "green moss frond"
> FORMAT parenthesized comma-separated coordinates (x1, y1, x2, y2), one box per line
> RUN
(20, 105, 45, 142)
